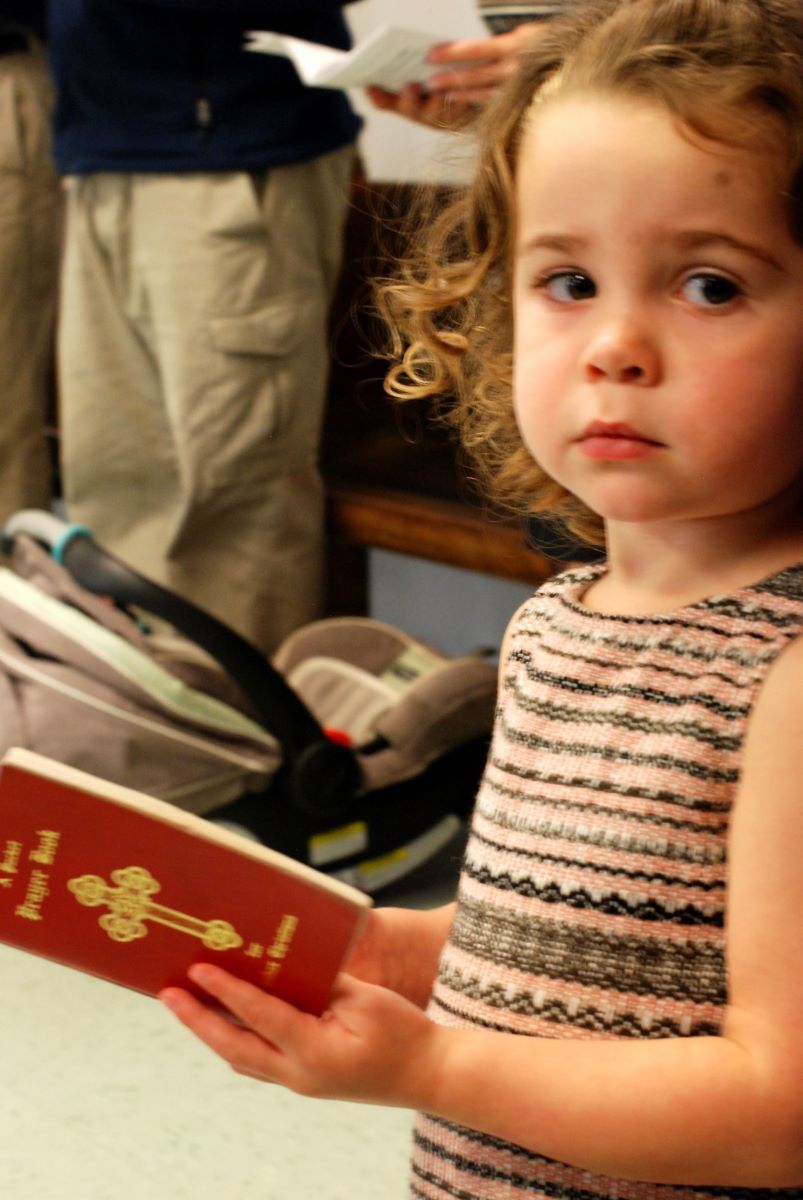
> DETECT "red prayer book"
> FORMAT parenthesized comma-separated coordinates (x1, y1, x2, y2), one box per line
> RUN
(0, 748, 371, 1015)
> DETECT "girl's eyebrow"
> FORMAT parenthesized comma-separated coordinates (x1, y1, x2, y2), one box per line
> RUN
(517, 229, 785, 270)
(518, 233, 588, 254)
(671, 230, 783, 270)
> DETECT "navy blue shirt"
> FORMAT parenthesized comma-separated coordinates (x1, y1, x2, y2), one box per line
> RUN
(48, 1, 362, 174)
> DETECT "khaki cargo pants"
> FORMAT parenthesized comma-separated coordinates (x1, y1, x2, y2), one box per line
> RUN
(0, 42, 61, 523)
(58, 145, 354, 655)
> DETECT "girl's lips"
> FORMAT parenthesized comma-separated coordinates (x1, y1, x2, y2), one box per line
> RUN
(579, 437, 663, 460)
(576, 421, 664, 461)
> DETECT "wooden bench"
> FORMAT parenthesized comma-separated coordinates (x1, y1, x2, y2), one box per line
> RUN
(322, 179, 555, 617)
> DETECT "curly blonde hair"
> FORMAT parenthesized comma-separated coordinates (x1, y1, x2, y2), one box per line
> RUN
(379, 0, 803, 547)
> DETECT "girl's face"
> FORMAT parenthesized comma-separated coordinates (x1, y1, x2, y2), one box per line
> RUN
(512, 95, 803, 535)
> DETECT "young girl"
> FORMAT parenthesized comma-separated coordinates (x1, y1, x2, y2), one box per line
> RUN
(160, 1, 803, 1195)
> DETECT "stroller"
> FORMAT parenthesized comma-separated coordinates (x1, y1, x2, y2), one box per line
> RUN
(0, 510, 498, 893)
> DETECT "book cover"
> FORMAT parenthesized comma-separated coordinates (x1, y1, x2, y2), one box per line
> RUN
(0, 749, 371, 1015)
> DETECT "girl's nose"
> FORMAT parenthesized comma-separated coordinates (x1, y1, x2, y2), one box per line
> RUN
(583, 321, 661, 385)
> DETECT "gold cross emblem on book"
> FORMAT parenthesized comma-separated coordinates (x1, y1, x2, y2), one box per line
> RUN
(67, 866, 243, 950)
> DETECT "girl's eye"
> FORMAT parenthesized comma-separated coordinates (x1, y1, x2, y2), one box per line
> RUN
(537, 271, 597, 303)
(680, 273, 742, 308)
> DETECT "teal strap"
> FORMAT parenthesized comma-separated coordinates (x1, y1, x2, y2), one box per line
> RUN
(52, 524, 93, 565)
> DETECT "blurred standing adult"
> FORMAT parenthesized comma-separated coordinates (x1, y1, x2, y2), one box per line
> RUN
(0, 1, 60, 523)
(49, 2, 361, 656)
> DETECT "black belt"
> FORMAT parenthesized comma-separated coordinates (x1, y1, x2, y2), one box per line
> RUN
(0, 31, 30, 56)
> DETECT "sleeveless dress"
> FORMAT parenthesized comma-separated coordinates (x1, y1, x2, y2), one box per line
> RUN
(410, 562, 803, 1200)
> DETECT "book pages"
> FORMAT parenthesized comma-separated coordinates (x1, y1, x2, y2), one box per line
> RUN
(245, 24, 443, 90)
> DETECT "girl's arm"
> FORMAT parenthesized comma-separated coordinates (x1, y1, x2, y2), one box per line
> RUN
(160, 639, 803, 1187)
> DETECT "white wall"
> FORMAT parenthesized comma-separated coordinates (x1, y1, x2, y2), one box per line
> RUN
(343, 2, 534, 655)
(371, 550, 533, 658)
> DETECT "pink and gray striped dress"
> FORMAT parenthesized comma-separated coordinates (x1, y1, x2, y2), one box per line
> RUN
(411, 561, 803, 1200)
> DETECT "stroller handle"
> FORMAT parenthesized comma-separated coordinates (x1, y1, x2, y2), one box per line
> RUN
(3, 511, 361, 815)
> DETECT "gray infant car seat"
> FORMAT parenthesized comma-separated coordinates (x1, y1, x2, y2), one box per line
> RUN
(0, 511, 498, 893)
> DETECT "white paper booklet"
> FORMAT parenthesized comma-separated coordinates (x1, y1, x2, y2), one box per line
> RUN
(245, 24, 444, 91)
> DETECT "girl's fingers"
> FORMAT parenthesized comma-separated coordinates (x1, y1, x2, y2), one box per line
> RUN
(184, 963, 312, 1052)
(161, 964, 309, 1058)
(159, 984, 283, 1079)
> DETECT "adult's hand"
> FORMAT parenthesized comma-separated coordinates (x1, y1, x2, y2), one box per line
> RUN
(364, 81, 476, 131)
(364, 22, 549, 130)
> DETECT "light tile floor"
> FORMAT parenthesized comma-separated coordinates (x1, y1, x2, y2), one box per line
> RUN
(0, 837, 464, 1200)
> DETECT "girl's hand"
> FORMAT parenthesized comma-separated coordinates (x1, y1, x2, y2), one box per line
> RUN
(342, 903, 454, 1007)
(160, 965, 442, 1108)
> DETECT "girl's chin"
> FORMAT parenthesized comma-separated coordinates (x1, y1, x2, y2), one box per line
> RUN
(573, 490, 682, 526)
(538, 461, 693, 524)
